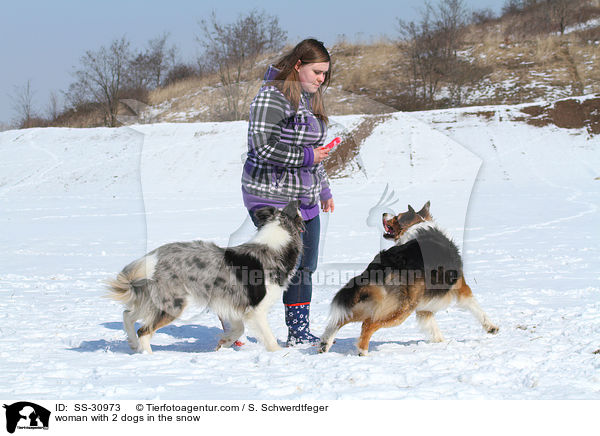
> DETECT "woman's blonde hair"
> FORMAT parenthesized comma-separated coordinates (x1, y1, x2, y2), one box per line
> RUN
(271, 38, 331, 124)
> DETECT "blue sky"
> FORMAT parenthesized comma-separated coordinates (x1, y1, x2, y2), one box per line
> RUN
(0, 0, 504, 125)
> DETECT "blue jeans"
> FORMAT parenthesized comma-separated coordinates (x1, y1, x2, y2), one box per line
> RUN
(248, 209, 320, 306)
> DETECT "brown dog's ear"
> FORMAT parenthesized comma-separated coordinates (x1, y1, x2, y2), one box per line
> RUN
(408, 205, 416, 215)
(417, 201, 431, 218)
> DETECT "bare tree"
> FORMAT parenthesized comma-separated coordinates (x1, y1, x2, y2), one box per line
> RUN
(67, 36, 131, 127)
(147, 33, 177, 87)
(502, 0, 524, 15)
(127, 53, 153, 91)
(548, 0, 572, 35)
(128, 33, 177, 89)
(399, 15, 438, 105)
(197, 10, 287, 120)
(9, 80, 36, 127)
(398, 0, 469, 108)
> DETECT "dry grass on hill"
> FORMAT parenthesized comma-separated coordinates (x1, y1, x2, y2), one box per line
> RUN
(140, 29, 599, 125)
(51, 4, 600, 128)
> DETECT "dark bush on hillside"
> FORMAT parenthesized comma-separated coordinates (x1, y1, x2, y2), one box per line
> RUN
(19, 117, 49, 129)
(574, 4, 600, 23)
(502, 0, 594, 38)
(471, 8, 497, 25)
(119, 87, 149, 104)
(164, 64, 202, 86)
(575, 26, 600, 42)
(52, 101, 104, 128)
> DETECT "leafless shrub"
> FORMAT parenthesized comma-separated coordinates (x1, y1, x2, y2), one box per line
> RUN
(398, 0, 481, 108)
(164, 63, 202, 86)
(471, 8, 497, 25)
(46, 91, 61, 122)
(9, 80, 36, 128)
(445, 60, 494, 106)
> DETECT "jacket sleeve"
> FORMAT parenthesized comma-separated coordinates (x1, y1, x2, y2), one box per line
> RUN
(248, 88, 314, 168)
(318, 163, 332, 201)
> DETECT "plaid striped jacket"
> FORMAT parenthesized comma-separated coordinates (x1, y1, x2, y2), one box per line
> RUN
(242, 68, 331, 216)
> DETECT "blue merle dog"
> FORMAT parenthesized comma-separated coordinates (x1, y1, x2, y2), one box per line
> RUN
(107, 201, 304, 353)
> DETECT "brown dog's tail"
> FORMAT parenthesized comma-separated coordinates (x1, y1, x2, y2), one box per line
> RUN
(319, 281, 368, 353)
(329, 298, 353, 326)
(328, 281, 364, 325)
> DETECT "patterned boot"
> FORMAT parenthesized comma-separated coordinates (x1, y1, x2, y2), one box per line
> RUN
(285, 304, 320, 346)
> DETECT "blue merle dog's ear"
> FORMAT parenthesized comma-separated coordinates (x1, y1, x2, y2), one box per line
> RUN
(254, 206, 277, 225)
(282, 200, 300, 219)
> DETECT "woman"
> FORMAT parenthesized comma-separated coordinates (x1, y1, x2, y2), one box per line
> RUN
(241, 38, 334, 346)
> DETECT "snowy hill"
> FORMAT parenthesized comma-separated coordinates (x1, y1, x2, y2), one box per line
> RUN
(1, 97, 599, 401)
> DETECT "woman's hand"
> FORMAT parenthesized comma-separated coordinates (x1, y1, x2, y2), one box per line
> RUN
(313, 147, 330, 164)
(321, 198, 335, 213)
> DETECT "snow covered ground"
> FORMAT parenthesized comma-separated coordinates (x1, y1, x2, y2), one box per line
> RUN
(1, 100, 599, 402)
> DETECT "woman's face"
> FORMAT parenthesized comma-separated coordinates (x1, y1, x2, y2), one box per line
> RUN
(295, 61, 329, 93)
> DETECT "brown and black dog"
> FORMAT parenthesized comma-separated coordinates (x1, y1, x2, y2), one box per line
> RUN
(319, 201, 498, 356)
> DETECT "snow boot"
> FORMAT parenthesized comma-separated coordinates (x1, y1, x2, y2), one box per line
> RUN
(285, 304, 320, 346)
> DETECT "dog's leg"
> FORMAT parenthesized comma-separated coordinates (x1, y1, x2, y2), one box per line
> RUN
(123, 310, 140, 351)
(318, 322, 339, 353)
(458, 296, 499, 334)
(416, 310, 445, 342)
(319, 319, 350, 353)
(137, 331, 153, 354)
(243, 283, 282, 352)
(357, 306, 416, 356)
(456, 278, 499, 334)
(357, 319, 381, 356)
(244, 295, 281, 352)
(216, 318, 245, 350)
(137, 311, 178, 354)
(245, 310, 281, 352)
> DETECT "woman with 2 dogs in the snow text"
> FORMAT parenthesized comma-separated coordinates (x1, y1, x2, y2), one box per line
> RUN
(241, 38, 335, 346)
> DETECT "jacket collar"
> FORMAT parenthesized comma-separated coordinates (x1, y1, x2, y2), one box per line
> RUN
(263, 65, 280, 83)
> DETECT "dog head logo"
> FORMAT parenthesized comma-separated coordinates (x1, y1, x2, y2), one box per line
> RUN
(365, 184, 399, 249)
(3, 402, 50, 434)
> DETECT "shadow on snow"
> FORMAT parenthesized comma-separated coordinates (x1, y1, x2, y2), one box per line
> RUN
(320, 337, 425, 355)
(69, 323, 449, 356)
(69, 322, 233, 354)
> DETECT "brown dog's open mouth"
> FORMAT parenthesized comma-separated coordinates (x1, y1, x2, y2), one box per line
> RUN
(382, 218, 396, 239)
